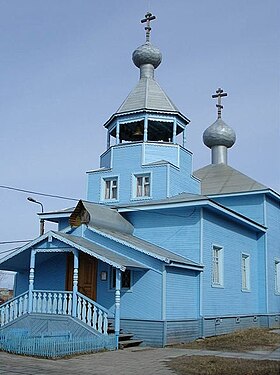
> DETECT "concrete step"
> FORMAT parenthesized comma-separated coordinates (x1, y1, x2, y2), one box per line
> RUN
(119, 339, 143, 349)
(119, 333, 134, 341)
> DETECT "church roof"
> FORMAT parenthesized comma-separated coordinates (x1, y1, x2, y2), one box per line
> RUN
(115, 77, 180, 115)
(88, 225, 202, 269)
(193, 164, 267, 195)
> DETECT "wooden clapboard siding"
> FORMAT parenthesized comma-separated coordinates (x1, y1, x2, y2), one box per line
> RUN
(202, 209, 260, 316)
(166, 268, 199, 319)
(120, 318, 165, 347)
(165, 319, 201, 344)
(213, 194, 265, 224)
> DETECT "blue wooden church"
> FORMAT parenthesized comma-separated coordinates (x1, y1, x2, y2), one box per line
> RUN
(0, 13, 279, 355)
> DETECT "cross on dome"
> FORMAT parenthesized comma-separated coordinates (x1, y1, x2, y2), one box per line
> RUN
(141, 12, 156, 42)
(212, 88, 228, 118)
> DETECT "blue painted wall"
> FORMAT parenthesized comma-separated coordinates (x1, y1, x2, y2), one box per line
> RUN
(125, 207, 201, 263)
(87, 142, 199, 204)
(166, 267, 199, 319)
(212, 194, 265, 225)
(202, 209, 262, 316)
(97, 260, 163, 320)
(266, 196, 280, 313)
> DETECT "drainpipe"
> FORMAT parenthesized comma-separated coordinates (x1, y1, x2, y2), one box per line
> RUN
(114, 268, 121, 349)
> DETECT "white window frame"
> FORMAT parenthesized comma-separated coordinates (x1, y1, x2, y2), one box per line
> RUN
(241, 253, 250, 292)
(132, 173, 151, 199)
(275, 259, 280, 294)
(103, 177, 118, 201)
(212, 245, 224, 288)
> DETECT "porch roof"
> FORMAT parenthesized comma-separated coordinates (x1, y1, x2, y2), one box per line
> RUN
(0, 231, 149, 272)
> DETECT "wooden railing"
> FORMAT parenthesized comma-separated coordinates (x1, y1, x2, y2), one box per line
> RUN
(0, 290, 109, 335)
(0, 291, 28, 327)
(76, 292, 108, 335)
(32, 290, 73, 315)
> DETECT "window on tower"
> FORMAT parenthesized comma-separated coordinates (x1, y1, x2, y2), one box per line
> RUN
(133, 174, 151, 198)
(104, 177, 118, 200)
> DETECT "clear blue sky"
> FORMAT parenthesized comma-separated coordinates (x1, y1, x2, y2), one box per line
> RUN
(0, 1, 279, 278)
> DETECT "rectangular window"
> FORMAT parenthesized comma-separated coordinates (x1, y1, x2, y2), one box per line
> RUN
(212, 245, 223, 287)
(104, 178, 118, 200)
(135, 174, 150, 198)
(111, 268, 131, 289)
(275, 260, 280, 294)
(241, 254, 250, 291)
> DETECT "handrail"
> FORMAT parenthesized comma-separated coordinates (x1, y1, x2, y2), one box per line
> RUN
(0, 291, 29, 327)
(0, 290, 111, 336)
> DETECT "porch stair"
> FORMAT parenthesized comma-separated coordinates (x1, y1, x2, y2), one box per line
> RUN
(108, 321, 143, 349)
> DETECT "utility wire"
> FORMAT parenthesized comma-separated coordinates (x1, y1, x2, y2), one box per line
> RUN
(0, 185, 80, 202)
(0, 240, 32, 245)
(0, 247, 20, 255)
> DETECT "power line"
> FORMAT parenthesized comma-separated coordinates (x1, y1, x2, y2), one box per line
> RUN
(0, 240, 32, 245)
(0, 247, 20, 255)
(0, 185, 80, 202)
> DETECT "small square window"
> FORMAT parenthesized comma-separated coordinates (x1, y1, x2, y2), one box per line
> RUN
(111, 268, 131, 290)
(104, 178, 118, 200)
(135, 174, 150, 198)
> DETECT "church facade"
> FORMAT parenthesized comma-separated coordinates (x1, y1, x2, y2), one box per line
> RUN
(0, 13, 279, 352)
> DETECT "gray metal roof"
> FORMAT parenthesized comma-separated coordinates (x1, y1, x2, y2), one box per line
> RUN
(193, 164, 267, 195)
(116, 78, 180, 115)
(88, 225, 202, 269)
(53, 232, 148, 271)
(70, 200, 133, 234)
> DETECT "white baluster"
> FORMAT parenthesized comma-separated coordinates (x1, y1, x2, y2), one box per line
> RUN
(23, 294, 28, 313)
(62, 293, 68, 314)
(47, 293, 52, 313)
(77, 296, 82, 320)
(0, 307, 4, 326)
(103, 312, 108, 335)
(82, 299, 87, 322)
(14, 299, 18, 319)
(68, 294, 72, 315)
(53, 293, 58, 313)
(37, 292, 42, 313)
(86, 302, 92, 327)
(9, 301, 14, 322)
(58, 293, 63, 314)
(18, 296, 23, 316)
(97, 309, 103, 333)
(42, 292, 47, 313)
(5, 305, 9, 324)
(92, 305, 97, 329)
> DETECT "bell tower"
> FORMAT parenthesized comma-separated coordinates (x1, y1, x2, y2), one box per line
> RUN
(86, 13, 200, 204)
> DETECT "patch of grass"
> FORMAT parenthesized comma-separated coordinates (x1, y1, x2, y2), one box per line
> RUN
(168, 355, 280, 375)
(173, 328, 280, 352)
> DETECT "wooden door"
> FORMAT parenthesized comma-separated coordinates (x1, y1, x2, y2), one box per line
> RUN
(66, 252, 97, 301)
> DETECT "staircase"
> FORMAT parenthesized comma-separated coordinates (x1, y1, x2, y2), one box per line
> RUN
(108, 321, 143, 349)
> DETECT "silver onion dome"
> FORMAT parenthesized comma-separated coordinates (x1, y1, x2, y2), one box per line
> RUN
(203, 118, 236, 149)
(132, 42, 162, 69)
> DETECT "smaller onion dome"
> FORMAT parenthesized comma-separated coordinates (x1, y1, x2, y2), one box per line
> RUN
(132, 42, 162, 69)
(203, 118, 236, 149)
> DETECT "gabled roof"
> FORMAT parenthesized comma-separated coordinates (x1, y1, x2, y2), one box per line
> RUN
(193, 164, 267, 195)
(0, 231, 148, 272)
